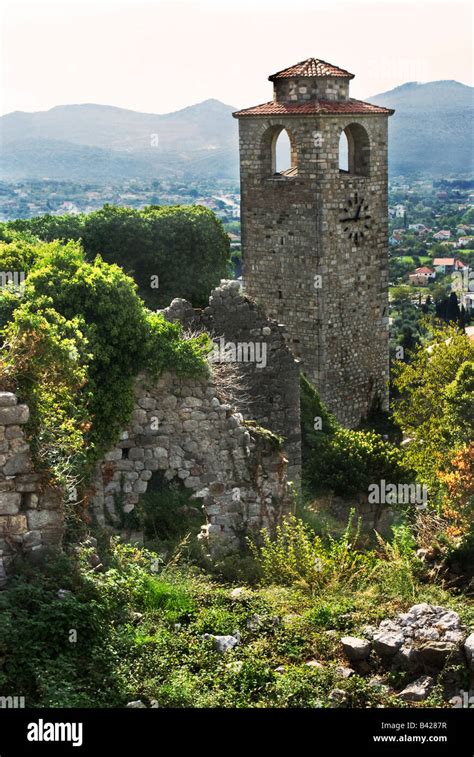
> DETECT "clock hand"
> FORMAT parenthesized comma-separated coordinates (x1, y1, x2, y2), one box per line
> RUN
(339, 216, 356, 222)
(355, 203, 362, 221)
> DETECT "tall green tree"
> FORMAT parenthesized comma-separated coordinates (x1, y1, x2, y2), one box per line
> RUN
(392, 323, 474, 495)
(3, 204, 231, 308)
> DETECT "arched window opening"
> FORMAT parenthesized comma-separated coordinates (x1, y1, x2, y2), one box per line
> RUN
(339, 123, 370, 177)
(275, 129, 292, 174)
(338, 131, 349, 172)
(271, 127, 298, 177)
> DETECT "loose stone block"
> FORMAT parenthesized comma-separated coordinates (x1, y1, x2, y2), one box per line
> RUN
(0, 492, 21, 515)
(0, 405, 29, 425)
(0, 393, 17, 407)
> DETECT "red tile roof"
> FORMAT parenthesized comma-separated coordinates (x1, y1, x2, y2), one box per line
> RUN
(233, 98, 394, 118)
(269, 58, 354, 80)
(414, 267, 434, 274)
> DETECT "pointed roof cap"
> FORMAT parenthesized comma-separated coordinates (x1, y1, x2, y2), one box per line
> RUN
(269, 57, 355, 81)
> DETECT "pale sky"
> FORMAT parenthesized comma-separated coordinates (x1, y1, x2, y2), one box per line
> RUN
(0, 0, 472, 116)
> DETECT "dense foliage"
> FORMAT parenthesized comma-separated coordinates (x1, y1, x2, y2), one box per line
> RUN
(392, 324, 473, 488)
(2, 204, 231, 308)
(0, 237, 210, 485)
(300, 376, 408, 497)
(392, 323, 474, 536)
(0, 535, 470, 709)
(0, 208, 472, 713)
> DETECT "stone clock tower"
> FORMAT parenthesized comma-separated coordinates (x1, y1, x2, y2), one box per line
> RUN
(234, 58, 394, 427)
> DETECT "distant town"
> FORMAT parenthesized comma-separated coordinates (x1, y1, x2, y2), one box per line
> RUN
(0, 177, 241, 230)
(387, 178, 473, 320)
(1, 174, 473, 323)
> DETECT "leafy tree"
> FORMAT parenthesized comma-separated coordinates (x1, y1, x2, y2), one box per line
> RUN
(3, 204, 231, 308)
(443, 361, 474, 447)
(390, 285, 413, 307)
(392, 324, 474, 498)
(446, 292, 461, 323)
(422, 295, 434, 314)
(461, 207, 474, 225)
(3, 214, 84, 243)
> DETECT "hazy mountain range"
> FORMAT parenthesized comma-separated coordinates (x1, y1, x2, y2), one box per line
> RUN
(1, 80, 472, 181)
(370, 80, 473, 176)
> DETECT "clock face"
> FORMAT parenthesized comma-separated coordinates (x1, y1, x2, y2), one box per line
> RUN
(339, 192, 371, 246)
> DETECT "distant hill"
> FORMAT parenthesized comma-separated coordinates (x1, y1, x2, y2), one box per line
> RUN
(369, 80, 474, 175)
(1, 81, 472, 181)
(0, 99, 239, 181)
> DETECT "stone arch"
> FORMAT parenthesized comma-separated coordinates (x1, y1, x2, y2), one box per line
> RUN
(339, 122, 370, 177)
(261, 124, 298, 177)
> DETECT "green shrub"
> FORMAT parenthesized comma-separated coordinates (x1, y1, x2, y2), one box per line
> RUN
(300, 373, 338, 456)
(300, 374, 409, 497)
(370, 525, 422, 602)
(305, 427, 409, 497)
(3, 204, 231, 308)
(253, 513, 372, 593)
(0, 238, 210, 488)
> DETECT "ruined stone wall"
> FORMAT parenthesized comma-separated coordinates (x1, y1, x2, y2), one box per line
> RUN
(90, 281, 300, 553)
(237, 112, 390, 427)
(90, 370, 292, 554)
(163, 280, 301, 486)
(0, 280, 301, 579)
(0, 392, 62, 586)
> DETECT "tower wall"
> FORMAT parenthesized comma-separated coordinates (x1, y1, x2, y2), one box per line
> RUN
(238, 112, 390, 427)
(273, 76, 350, 102)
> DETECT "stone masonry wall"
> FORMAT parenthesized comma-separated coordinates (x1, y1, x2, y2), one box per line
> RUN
(90, 370, 292, 554)
(237, 110, 390, 427)
(0, 392, 62, 587)
(273, 76, 350, 103)
(162, 280, 301, 486)
(0, 280, 300, 580)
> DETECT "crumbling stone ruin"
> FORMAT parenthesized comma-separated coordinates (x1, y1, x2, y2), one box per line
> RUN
(0, 281, 301, 578)
(340, 603, 474, 703)
(162, 279, 301, 484)
(90, 371, 291, 555)
(0, 57, 397, 577)
(91, 280, 300, 554)
(0, 392, 62, 586)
